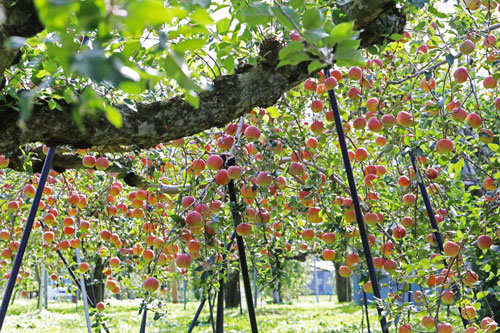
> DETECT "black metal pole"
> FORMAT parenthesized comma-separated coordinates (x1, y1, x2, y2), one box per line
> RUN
(324, 71, 388, 333)
(0, 146, 56, 330)
(226, 157, 258, 333)
(215, 264, 225, 333)
(409, 153, 469, 328)
(187, 232, 236, 332)
(362, 290, 371, 333)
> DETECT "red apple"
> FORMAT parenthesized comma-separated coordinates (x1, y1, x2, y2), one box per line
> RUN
(348, 66, 362, 80)
(144, 277, 159, 292)
(477, 235, 493, 250)
(82, 155, 96, 168)
(322, 249, 335, 261)
(206, 155, 224, 170)
(95, 157, 109, 170)
(454, 67, 469, 83)
(444, 241, 460, 257)
(436, 139, 454, 154)
(396, 111, 413, 127)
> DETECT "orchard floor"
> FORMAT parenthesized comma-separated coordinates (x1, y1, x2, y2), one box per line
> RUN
(1, 295, 382, 332)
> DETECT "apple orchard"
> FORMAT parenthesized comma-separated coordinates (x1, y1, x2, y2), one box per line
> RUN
(0, 0, 499, 332)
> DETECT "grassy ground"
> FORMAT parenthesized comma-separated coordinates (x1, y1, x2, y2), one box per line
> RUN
(2, 295, 381, 332)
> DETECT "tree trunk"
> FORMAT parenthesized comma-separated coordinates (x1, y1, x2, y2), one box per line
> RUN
(224, 269, 241, 308)
(172, 279, 178, 304)
(272, 281, 281, 304)
(334, 262, 352, 302)
(86, 256, 105, 306)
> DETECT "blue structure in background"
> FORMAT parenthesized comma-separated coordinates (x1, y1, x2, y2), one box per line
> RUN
(352, 273, 421, 305)
(308, 270, 334, 295)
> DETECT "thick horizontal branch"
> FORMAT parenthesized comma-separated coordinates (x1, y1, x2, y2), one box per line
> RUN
(0, 0, 404, 156)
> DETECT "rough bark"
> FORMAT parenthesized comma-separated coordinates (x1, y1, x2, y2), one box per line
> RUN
(0, 0, 44, 87)
(334, 262, 352, 302)
(86, 256, 105, 306)
(0, 0, 405, 157)
(224, 269, 241, 308)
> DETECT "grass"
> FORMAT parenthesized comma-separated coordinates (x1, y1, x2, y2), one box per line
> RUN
(1, 295, 382, 332)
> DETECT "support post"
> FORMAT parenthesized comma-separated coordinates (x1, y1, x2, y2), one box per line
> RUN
(253, 268, 258, 308)
(0, 146, 56, 331)
(410, 153, 468, 328)
(325, 72, 388, 333)
(227, 157, 258, 333)
(75, 247, 92, 333)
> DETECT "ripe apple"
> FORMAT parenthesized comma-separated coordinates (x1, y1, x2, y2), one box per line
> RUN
(236, 223, 252, 236)
(483, 177, 497, 191)
(338, 265, 352, 277)
(302, 229, 314, 241)
(109, 257, 121, 267)
(95, 157, 109, 170)
(43, 231, 55, 243)
(288, 162, 305, 176)
(347, 87, 361, 100)
(401, 216, 414, 228)
(437, 323, 453, 333)
(381, 242, 394, 255)
(373, 257, 385, 269)
(348, 66, 362, 80)
(354, 148, 368, 162)
(311, 100, 323, 113)
(322, 249, 335, 261)
(255, 171, 272, 187)
(382, 259, 396, 274)
(478, 128, 494, 143)
(23, 184, 36, 198)
(396, 111, 413, 127)
(436, 139, 454, 154)
(185, 211, 204, 228)
(477, 235, 493, 250)
(96, 302, 105, 312)
(402, 193, 416, 205)
(481, 317, 498, 332)
(0, 155, 9, 168)
(353, 117, 366, 129)
(460, 39, 475, 54)
(176, 254, 192, 268)
(215, 169, 230, 185)
(364, 212, 379, 226)
(441, 290, 455, 304)
(227, 166, 242, 179)
(454, 67, 469, 83)
(399, 324, 412, 333)
(82, 155, 96, 168)
(421, 315, 435, 330)
(244, 126, 261, 140)
(144, 277, 159, 292)
(79, 262, 90, 273)
(392, 226, 406, 239)
(367, 118, 382, 132)
(363, 281, 373, 293)
(444, 241, 460, 257)
(483, 76, 497, 89)
(217, 135, 234, 151)
(465, 112, 483, 128)
(323, 232, 336, 244)
(304, 79, 317, 91)
(346, 253, 360, 268)
(420, 77, 436, 91)
(461, 305, 477, 320)
(324, 77, 338, 90)
(206, 155, 224, 170)
(451, 107, 467, 122)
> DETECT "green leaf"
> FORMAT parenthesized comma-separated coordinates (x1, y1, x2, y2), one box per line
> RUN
(302, 8, 324, 30)
(173, 38, 206, 52)
(303, 28, 329, 43)
(124, 1, 185, 36)
(445, 54, 455, 65)
(271, 5, 300, 31)
(334, 48, 366, 67)
(278, 51, 310, 67)
(290, 0, 305, 9)
(191, 7, 214, 25)
(389, 33, 403, 41)
(330, 22, 355, 44)
(162, 51, 200, 92)
(308, 60, 324, 73)
(238, 2, 273, 26)
(216, 18, 231, 34)
(104, 105, 123, 128)
(266, 106, 280, 118)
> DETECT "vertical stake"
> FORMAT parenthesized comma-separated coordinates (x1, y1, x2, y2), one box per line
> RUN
(410, 153, 469, 328)
(324, 72, 389, 333)
(227, 157, 258, 333)
(0, 146, 56, 331)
